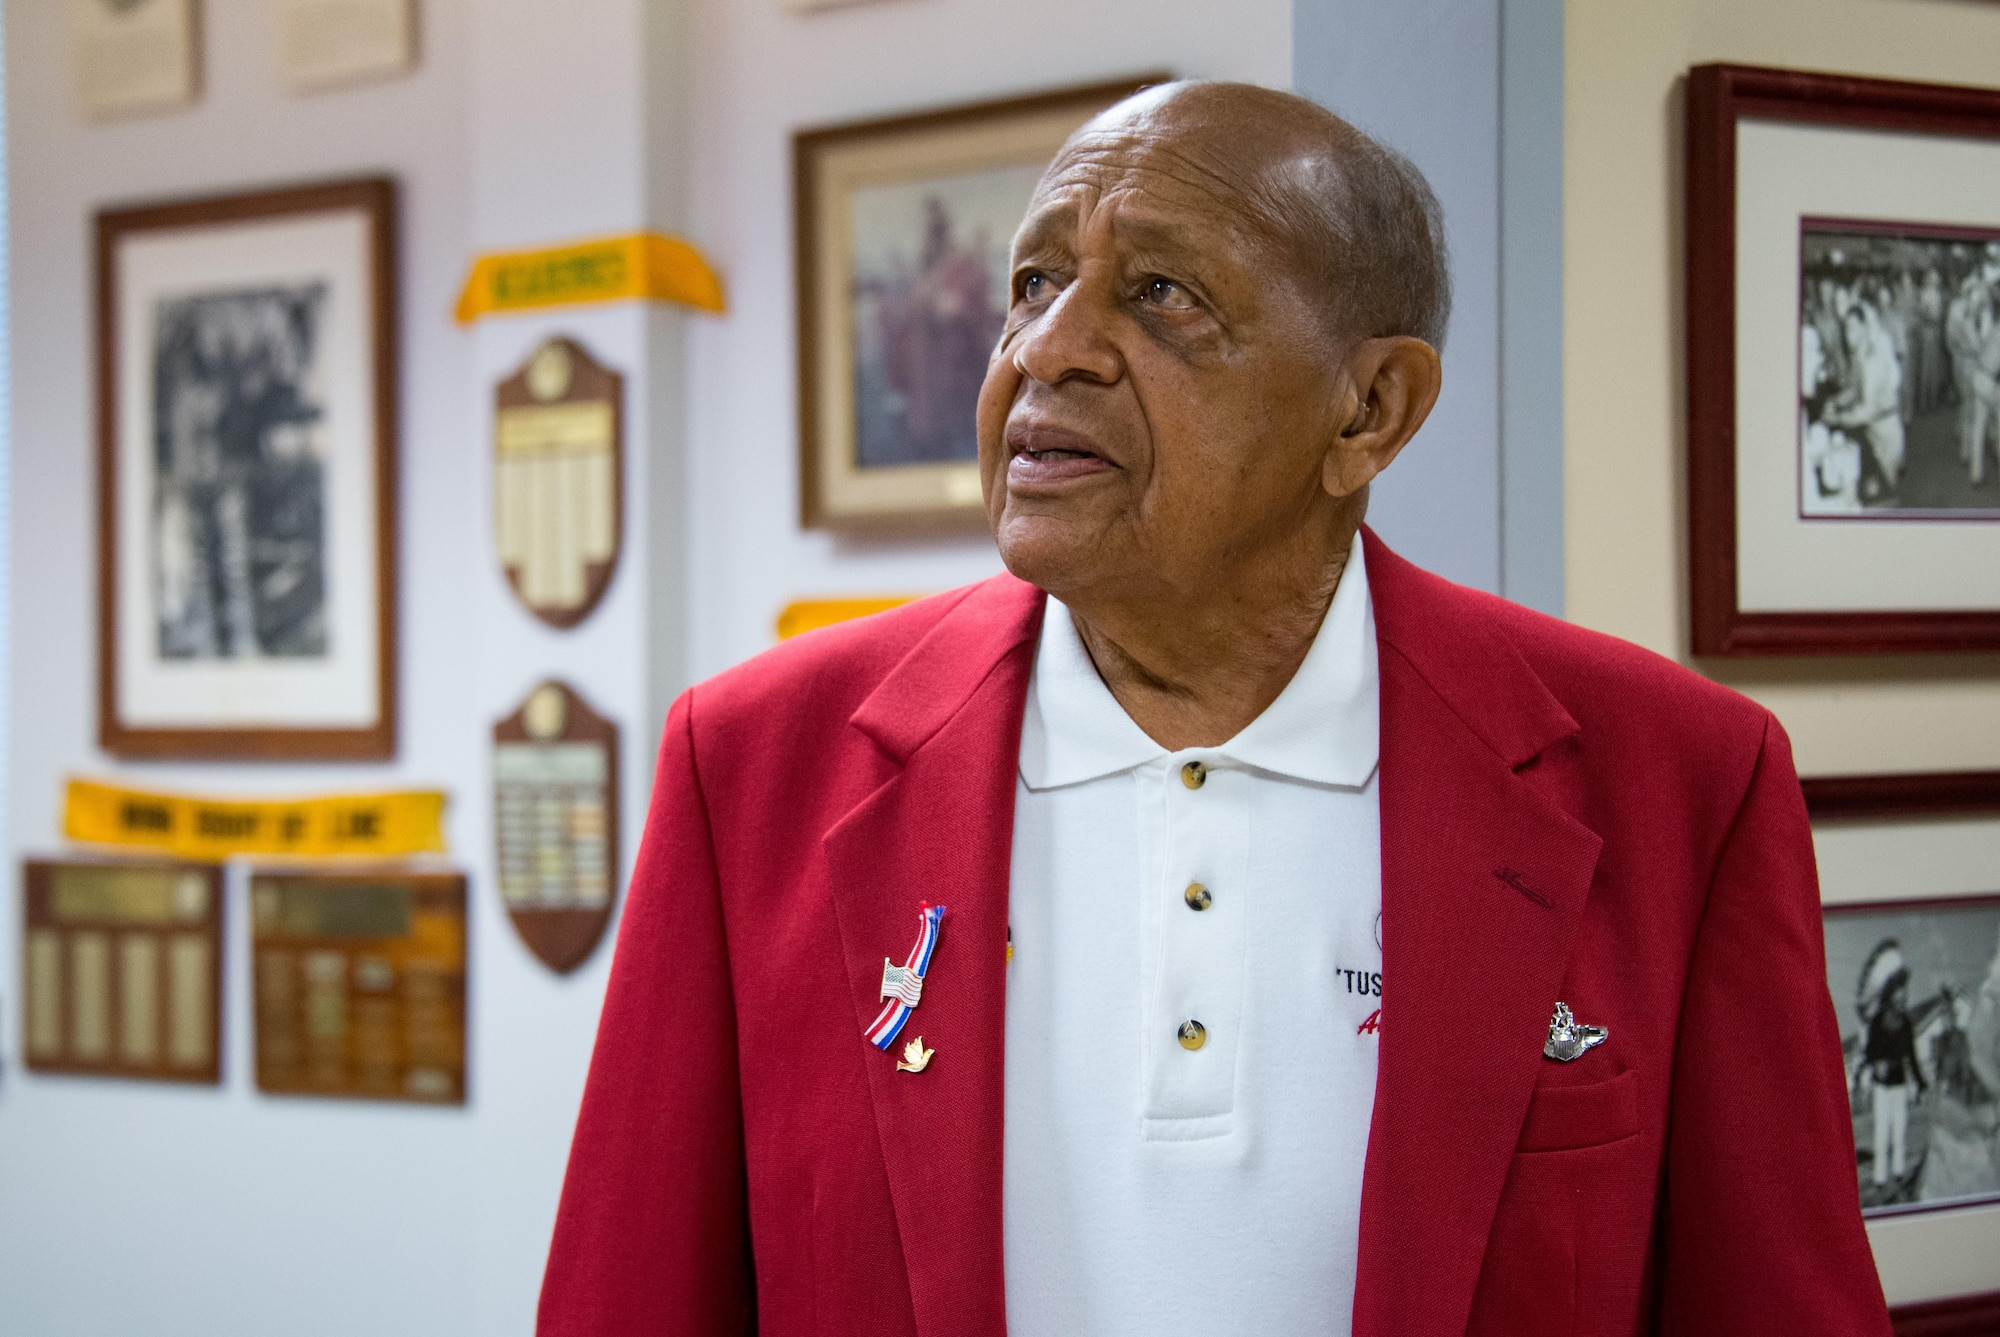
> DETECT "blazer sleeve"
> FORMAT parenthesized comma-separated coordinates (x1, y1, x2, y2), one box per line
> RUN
(1658, 714, 1891, 1335)
(538, 690, 755, 1336)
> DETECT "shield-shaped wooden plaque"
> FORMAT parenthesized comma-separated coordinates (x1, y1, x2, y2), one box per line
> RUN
(493, 680, 619, 972)
(493, 337, 623, 627)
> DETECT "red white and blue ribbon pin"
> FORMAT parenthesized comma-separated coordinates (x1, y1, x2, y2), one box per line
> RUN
(867, 903, 945, 1051)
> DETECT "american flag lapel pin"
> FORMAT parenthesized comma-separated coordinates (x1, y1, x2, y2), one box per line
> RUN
(867, 903, 945, 1068)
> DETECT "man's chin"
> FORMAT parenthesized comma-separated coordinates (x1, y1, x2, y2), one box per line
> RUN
(993, 514, 1110, 596)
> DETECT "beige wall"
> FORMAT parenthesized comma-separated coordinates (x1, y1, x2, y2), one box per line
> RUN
(1565, 0, 2000, 779)
(1565, 0, 2000, 1305)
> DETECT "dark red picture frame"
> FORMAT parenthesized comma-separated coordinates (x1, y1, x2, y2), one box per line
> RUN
(1803, 771, 2000, 821)
(1686, 63, 2000, 658)
(1891, 1290, 2000, 1337)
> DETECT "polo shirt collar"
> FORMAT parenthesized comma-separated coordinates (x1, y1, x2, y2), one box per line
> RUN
(1019, 535, 1378, 791)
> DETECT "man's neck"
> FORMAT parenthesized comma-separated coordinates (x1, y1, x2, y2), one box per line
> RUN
(1064, 532, 1355, 752)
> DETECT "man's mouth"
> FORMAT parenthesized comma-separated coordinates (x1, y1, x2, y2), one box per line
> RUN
(1005, 424, 1117, 488)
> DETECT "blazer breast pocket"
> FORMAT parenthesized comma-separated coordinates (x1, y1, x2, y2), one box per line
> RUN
(1517, 1068, 1639, 1153)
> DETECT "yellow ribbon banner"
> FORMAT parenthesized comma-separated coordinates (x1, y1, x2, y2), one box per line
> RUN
(454, 232, 726, 323)
(775, 597, 923, 641)
(64, 778, 448, 861)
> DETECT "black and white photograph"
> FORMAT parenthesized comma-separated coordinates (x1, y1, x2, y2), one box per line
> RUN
(1822, 896, 2000, 1217)
(1800, 222, 2000, 518)
(1688, 65, 2000, 655)
(152, 283, 330, 662)
(98, 179, 397, 759)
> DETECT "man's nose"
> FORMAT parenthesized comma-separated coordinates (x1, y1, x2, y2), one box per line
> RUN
(1012, 280, 1123, 388)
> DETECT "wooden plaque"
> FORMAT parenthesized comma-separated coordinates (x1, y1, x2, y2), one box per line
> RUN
(20, 857, 224, 1083)
(494, 337, 624, 628)
(494, 680, 619, 973)
(251, 868, 466, 1103)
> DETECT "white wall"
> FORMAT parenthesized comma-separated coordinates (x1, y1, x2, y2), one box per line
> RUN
(0, 1, 485, 1334)
(0, 1, 1296, 1334)
(0, 0, 678, 1333)
(680, 0, 1293, 680)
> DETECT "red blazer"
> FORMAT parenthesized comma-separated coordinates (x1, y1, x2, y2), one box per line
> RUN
(540, 529, 1891, 1337)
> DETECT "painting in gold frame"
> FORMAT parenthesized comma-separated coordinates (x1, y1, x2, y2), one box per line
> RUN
(794, 75, 1166, 531)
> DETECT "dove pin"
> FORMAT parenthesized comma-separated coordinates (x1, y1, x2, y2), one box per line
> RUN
(896, 1036, 934, 1073)
(1544, 1001, 1607, 1062)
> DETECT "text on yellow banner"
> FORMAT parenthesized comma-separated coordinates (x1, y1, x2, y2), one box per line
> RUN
(455, 232, 725, 323)
(64, 778, 448, 860)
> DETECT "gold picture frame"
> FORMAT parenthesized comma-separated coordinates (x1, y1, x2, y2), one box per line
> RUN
(794, 75, 1167, 531)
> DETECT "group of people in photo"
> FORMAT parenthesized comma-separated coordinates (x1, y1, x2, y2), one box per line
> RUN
(1801, 235, 2000, 514)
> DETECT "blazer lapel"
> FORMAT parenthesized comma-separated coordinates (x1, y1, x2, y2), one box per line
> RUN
(822, 574, 1044, 1337)
(1353, 531, 1605, 1337)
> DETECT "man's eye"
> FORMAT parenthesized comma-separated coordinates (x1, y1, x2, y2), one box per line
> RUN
(1018, 271, 1054, 303)
(1140, 277, 1196, 310)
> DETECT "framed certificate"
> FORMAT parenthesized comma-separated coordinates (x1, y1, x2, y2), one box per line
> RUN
(97, 178, 399, 759)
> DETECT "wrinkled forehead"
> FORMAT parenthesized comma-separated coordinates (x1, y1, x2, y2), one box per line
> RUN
(1018, 128, 1284, 257)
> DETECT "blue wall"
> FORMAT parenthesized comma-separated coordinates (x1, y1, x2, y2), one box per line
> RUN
(1294, 0, 1563, 614)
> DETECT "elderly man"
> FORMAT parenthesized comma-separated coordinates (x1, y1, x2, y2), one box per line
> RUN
(539, 83, 1889, 1337)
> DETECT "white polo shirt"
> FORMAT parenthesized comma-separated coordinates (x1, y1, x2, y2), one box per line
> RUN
(1003, 536, 1382, 1337)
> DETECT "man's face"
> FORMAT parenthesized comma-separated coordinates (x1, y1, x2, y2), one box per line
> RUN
(975, 121, 1351, 605)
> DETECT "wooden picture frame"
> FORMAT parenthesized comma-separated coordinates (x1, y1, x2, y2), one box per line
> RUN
(1686, 64, 2000, 657)
(20, 856, 225, 1084)
(1819, 893, 2000, 1220)
(1803, 771, 2000, 821)
(794, 74, 1167, 532)
(1891, 1290, 2000, 1336)
(97, 177, 398, 759)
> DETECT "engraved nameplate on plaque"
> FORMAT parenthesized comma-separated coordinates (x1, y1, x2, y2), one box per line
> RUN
(494, 680, 619, 973)
(493, 337, 624, 628)
(251, 869, 467, 1104)
(20, 857, 223, 1082)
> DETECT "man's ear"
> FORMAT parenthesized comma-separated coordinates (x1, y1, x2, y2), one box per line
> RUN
(1321, 336, 1442, 500)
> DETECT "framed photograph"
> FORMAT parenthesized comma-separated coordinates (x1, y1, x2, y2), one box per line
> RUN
(794, 74, 1166, 530)
(1821, 894, 2000, 1218)
(97, 178, 398, 759)
(1686, 64, 2000, 656)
